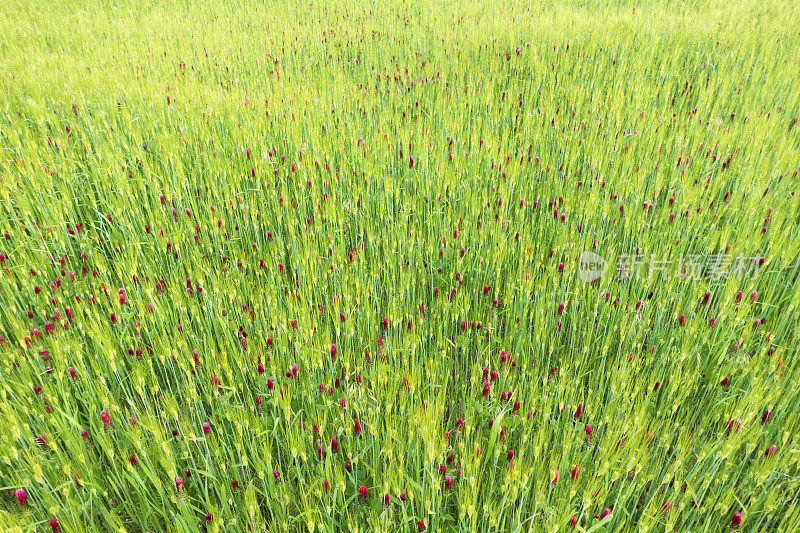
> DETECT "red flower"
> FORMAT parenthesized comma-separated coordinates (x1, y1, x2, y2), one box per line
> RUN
(15, 489, 28, 509)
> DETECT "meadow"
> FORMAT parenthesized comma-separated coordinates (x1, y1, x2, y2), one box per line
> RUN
(1, 0, 800, 531)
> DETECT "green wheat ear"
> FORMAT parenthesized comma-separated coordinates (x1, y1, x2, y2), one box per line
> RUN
(0, 0, 799, 531)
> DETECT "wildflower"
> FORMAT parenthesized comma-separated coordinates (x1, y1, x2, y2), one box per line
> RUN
(765, 445, 777, 457)
(732, 511, 742, 528)
(15, 489, 28, 509)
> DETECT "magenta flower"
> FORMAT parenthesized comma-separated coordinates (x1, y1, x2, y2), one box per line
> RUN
(765, 445, 777, 457)
(15, 488, 28, 509)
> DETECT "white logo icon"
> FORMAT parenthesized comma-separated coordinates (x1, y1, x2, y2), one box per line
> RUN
(577, 251, 607, 283)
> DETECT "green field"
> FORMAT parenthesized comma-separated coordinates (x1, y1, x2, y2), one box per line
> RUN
(1, 0, 800, 531)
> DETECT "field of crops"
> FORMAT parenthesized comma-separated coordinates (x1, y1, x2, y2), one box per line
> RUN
(1, 0, 800, 531)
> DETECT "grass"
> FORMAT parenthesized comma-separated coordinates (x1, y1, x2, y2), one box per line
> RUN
(1, 0, 800, 531)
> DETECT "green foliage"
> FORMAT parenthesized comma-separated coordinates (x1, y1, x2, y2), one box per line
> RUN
(0, 0, 799, 531)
